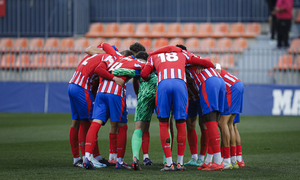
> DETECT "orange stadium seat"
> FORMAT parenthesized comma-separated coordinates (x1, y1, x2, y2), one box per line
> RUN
(32, 53, 46, 69)
(185, 38, 200, 53)
(148, 23, 166, 38)
(107, 38, 121, 49)
(133, 23, 150, 38)
(168, 38, 184, 46)
(195, 23, 212, 38)
(292, 56, 300, 70)
(120, 38, 136, 51)
(15, 54, 30, 69)
(101, 23, 119, 38)
(219, 54, 234, 69)
(60, 37, 74, 52)
(29, 38, 44, 53)
(1, 54, 16, 69)
(91, 38, 105, 47)
(200, 38, 216, 53)
(138, 38, 152, 52)
(242, 23, 261, 38)
(115, 23, 135, 38)
(213, 37, 232, 53)
(274, 54, 293, 71)
(210, 23, 229, 38)
(164, 23, 182, 38)
(60, 54, 78, 69)
(0, 38, 13, 52)
(74, 38, 89, 53)
(12, 38, 28, 52)
(288, 38, 300, 54)
(43, 38, 59, 52)
(231, 38, 248, 53)
(227, 23, 245, 38)
(209, 54, 220, 64)
(46, 53, 61, 69)
(153, 38, 169, 51)
(85, 23, 104, 38)
(179, 23, 197, 38)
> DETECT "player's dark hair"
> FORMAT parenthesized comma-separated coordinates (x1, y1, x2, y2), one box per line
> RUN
(120, 50, 135, 57)
(130, 42, 146, 54)
(176, 44, 187, 51)
(135, 51, 149, 61)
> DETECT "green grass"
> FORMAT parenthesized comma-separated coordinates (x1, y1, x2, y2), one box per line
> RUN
(0, 113, 300, 180)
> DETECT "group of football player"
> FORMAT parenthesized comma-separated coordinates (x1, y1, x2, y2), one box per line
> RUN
(68, 41, 245, 171)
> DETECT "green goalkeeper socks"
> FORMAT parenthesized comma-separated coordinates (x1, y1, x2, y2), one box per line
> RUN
(132, 129, 143, 160)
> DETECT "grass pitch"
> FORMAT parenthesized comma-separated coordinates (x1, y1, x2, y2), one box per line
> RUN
(0, 113, 299, 180)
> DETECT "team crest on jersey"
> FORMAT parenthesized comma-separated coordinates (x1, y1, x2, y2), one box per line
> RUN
(134, 63, 142, 68)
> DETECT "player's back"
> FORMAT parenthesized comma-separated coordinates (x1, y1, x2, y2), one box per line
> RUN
(219, 68, 240, 87)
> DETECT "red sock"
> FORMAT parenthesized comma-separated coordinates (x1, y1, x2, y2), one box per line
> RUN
(159, 122, 172, 158)
(231, 146, 237, 157)
(206, 121, 221, 154)
(223, 147, 230, 159)
(208, 141, 213, 155)
(200, 129, 209, 155)
(85, 122, 101, 154)
(117, 125, 128, 158)
(109, 133, 118, 155)
(171, 130, 174, 151)
(237, 145, 242, 156)
(78, 122, 90, 156)
(69, 127, 80, 158)
(176, 122, 187, 156)
(187, 129, 198, 155)
(93, 137, 101, 157)
(142, 132, 150, 155)
(221, 146, 224, 158)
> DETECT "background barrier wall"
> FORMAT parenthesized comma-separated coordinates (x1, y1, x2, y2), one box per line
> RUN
(1, 82, 299, 116)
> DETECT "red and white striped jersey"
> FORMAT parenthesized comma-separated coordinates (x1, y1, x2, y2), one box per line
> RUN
(219, 68, 240, 88)
(69, 54, 113, 90)
(98, 56, 146, 97)
(188, 66, 221, 86)
(186, 67, 200, 101)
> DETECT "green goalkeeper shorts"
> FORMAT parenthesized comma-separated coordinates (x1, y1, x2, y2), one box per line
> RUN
(134, 73, 157, 122)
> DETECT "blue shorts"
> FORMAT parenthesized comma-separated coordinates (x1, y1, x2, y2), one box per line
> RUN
(233, 113, 240, 124)
(156, 79, 188, 120)
(200, 76, 226, 115)
(68, 83, 94, 121)
(92, 93, 128, 125)
(186, 100, 203, 119)
(221, 81, 244, 115)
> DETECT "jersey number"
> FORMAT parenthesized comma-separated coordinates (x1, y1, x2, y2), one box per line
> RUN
(108, 62, 123, 71)
(158, 53, 178, 62)
(81, 54, 97, 65)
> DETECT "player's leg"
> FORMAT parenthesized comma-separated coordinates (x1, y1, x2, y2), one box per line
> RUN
(69, 119, 81, 167)
(198, 116, 208, 165)
(184, 116, 198, 166)
(228, 114, 238, 168)
(234, 122, 245, 167)
(108, 122, 118, 164)
(218, 114, 233, 169)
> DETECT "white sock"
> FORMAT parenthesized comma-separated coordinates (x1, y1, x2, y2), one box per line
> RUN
(73, 157, 81, 164)
(166, 157, 173, 166)
(177, 155, 184, 165)
(117, 157, 123, 163)
(82, 156, 85, 160)
(94, 155, 103, 161)
(205, 154, 213, 164)
(191, 154, 198, 160)
(237, 155, 243, 162)
(231, 156, 237, 163)
(223, 157, 231, 164)
(85, 152, 92, 161)
(143, 154, 149, 160)
(213, 152, 222, 165)
(198, 154, 205, 161)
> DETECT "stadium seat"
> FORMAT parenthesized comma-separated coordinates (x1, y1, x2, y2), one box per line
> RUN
(107, 38, 122, 49)
(294, 10, 300, 23)
(168, 38, 184, 46)
(115, 23, 135, 38)
(91, 38, 105, 47)
(209, 54, 220, 64)
(100, 23, 119, 38)
(60, 37, 74, 52)
(185, 37, 200, 53)
(133, 23, 150, 38)
(29, 38, 44, 53)
(242, 23, 261, 38)
(288, 38, 300, 54)
(74, 38, 89, 53)
(226, 23, 245, 38)
(1, 54, 15, 69)
(15, 54, 30, 69)
(120, 38, 136, 51)
(179, 23, 197, 38)
(200, 38, 216, 53)
(213, 37, 232, 53)
(0, 38, 13, 52)
(219, 54, 235, 69)
(32, 53, 46, 69)
(153, 38, 169, 51)
(46, 53, 61, 69)
(195, 23, 212, 38)
(274, 54, 293, 71)
(292, 56, 300, 70)
(210, 23, 229, 38)
(164, 23, 182, 38)
(43, 38, 59, 52)
(148, 23, 166, 38)
(60, 54, 78, 69)
(138, 38, 152, 52)
(85, 23, 104, 38)
(12, 38, 28, 53)
(231, 38, 248, 53)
